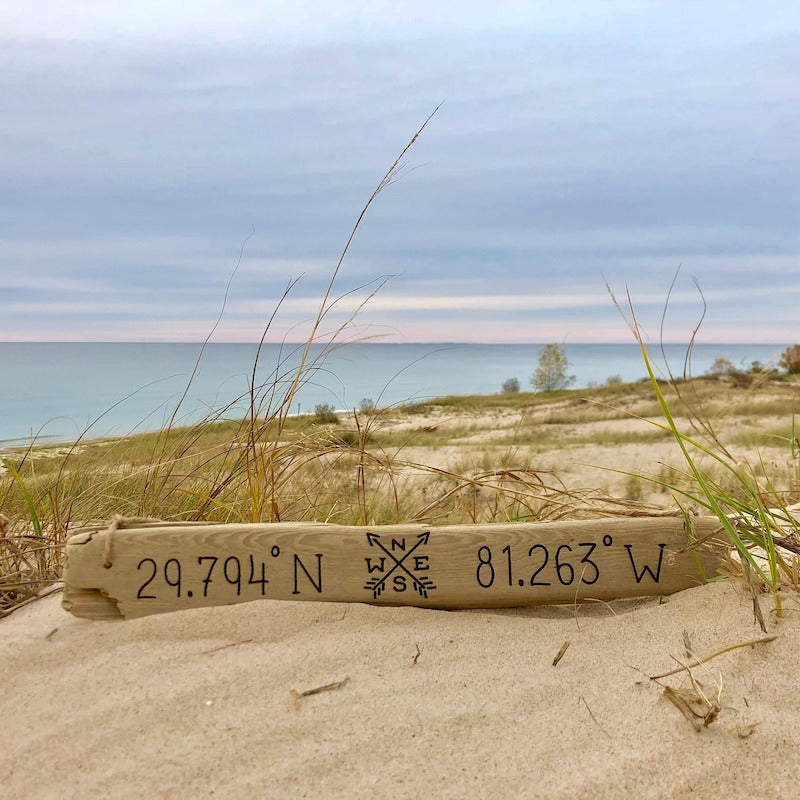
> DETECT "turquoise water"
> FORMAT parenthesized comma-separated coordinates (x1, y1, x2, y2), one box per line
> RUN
(0, 342, 785, 446)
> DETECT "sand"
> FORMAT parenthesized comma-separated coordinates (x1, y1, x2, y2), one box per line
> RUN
(3, 580, 800, 798)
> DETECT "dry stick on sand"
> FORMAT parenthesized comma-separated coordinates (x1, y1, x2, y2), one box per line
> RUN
(649, 635, 777, 681)
(290, 678, 350, 709)
(61, 518, 726, 620)
(579, 695, 611, 738)
(201, 638, 254, 655)
(641, 634, 777, 732)
(552, 640, 570, 667)
(662, 681, 721, 732)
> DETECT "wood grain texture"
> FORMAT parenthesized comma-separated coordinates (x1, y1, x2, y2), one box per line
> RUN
(62, 517, 727, 620)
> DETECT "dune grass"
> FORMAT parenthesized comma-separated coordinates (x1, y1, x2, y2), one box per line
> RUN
(3, 368, 799, 613)
(4, 368, 798, 608)
(610, 285, 800, 620)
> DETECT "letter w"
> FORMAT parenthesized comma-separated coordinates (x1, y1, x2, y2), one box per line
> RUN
(365, 557, 386, 574)
(624, 544, 666, 583)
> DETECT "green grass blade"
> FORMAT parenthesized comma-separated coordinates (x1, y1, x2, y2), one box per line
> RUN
(7, 465, 43, 539)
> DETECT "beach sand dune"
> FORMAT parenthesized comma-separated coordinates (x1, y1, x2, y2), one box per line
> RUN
(3, 581, 799, 798)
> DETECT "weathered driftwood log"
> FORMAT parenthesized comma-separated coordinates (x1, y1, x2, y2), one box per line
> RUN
(62, 517, 727, 620)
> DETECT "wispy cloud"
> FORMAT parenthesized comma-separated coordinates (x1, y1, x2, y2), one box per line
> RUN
(1, 3, 797, 342)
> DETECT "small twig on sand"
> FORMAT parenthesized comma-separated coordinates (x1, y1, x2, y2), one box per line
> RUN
(201, 638, 254, 655)
(650, 635, 776, 680)
(291, 678, 350, 709)
(552, 640, 570, 667)
(579, 695, 611, 738)
(663, 665, 723, 732)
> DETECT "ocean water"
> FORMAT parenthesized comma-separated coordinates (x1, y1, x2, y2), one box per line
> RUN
(0, 341, 785, 447)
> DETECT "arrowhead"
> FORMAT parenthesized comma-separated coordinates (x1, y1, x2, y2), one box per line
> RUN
(417, 531, 431, 545)
(366, 532, 381, 547)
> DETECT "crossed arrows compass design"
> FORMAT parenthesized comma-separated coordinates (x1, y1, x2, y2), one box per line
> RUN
(363, 531, 437, 600)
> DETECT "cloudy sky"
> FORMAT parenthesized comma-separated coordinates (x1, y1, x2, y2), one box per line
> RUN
(1, 1, 798, 343)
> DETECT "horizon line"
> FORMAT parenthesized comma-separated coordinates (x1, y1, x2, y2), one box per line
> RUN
(0, 339, 791, 347)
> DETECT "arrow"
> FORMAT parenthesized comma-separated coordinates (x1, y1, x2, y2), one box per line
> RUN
(366, 531, 431, 548)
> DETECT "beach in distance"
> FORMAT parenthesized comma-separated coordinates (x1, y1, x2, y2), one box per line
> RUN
(0, 341, 784, 446)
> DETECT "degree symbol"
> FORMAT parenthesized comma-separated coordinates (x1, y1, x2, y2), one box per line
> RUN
(603, 535, 613, 547)
(271, 546, 281, 558)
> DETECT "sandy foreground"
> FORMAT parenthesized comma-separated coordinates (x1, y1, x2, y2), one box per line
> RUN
(3, 578, 800, 799)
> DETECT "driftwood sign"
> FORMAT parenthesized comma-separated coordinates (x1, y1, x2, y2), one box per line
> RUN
(61, 517, 726, 620)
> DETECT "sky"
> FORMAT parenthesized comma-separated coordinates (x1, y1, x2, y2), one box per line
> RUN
(1, 1, 798, 344)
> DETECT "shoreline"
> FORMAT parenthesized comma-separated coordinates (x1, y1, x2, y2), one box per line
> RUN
(3, 374, 798, 523)
(3, 341, 788, 449)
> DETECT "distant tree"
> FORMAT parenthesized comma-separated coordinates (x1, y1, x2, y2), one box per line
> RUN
(314, 403, 339, 424)
(531, 343, 575, 392)
(502, 377, 520, 393)
(779, 344, 800, 374)
(747, 360, 778, 376)
(707, 357, 736, 377)
(358, 397, 376, 414)
(605, 374, 623, 386)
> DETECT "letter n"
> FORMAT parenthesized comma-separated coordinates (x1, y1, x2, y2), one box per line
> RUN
(292, 554, 323, 594)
